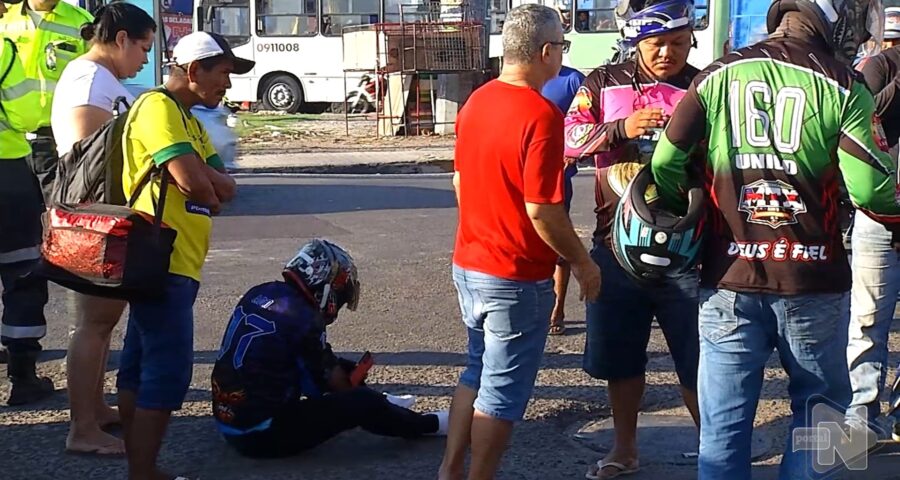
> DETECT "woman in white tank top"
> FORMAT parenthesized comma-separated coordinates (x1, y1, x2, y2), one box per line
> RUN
(50, 2, 156, 456)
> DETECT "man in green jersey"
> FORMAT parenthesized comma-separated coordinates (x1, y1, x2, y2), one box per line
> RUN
(651, 0, 897, 478)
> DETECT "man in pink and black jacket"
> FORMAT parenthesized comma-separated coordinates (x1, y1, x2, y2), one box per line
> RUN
(563, 1, 703, 477)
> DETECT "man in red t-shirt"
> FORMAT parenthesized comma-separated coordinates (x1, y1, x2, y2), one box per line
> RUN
(438, 5, 601, 480)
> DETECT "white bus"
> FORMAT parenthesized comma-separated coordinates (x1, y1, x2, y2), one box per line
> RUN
(194, 0, 435, 113)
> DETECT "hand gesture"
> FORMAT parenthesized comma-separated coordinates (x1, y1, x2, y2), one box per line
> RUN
(328, 367, 353, 392)
(570, 257, 601, 301)
(624, 108, 667, 139)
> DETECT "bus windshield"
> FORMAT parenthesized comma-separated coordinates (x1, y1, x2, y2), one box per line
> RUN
(197, 0, 252, 47)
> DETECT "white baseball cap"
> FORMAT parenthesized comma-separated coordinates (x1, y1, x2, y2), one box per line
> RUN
(171, 31, 254, 75)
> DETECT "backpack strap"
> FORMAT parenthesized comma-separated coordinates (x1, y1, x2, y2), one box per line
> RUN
(0, 39, 17, 90)
(0, 39, 19, 117)
(126, 161, 165, 209)
(112, 96, 131, 117)
(124, 88, 194, 235)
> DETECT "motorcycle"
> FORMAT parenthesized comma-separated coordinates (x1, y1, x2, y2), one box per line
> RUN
(345, 73, 380, 114)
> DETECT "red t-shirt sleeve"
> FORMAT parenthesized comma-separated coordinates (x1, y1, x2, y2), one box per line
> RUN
(523, 109, 565, 204)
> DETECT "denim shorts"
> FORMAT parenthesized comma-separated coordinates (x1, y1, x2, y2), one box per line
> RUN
(584, 244, 699, 388)
(453, 265, 554, 422)
(116, 274, 199, 410)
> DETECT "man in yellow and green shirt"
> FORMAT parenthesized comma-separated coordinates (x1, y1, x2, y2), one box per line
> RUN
(0, 0, 92, 200)
(0, 0, 55, 407)
(115, 31, 250, 480)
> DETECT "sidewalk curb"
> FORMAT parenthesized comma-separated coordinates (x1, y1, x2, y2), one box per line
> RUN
(228, 159, 454, 175)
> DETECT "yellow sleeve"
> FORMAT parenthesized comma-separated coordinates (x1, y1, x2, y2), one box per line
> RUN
(130, 93, 197, 166)
(1, 39, 41, 133)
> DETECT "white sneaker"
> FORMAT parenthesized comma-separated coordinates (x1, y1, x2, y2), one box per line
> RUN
(384, 393, 416, 409)
(427, 410, 450, 436)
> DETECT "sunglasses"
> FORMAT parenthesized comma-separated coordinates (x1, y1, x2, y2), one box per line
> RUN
(547, 40, 571, 53)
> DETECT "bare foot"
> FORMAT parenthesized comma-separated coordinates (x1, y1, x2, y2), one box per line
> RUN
(437, 465, 464, 480)
(66, 426, 125, 455)
(131, 469, 179, 480)
(96, 404, 121, 428)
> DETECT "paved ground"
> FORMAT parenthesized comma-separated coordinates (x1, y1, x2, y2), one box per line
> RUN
(2, 174, 900, 479)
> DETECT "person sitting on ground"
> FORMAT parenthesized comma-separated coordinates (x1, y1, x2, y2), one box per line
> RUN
(212, 239, 448, 458)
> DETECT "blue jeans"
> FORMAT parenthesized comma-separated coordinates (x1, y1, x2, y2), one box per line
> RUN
(116, 274, 199, 411)
(697, 289, 851, 480)
(848, 211, 900, 423)
(453, 265, 554, 422)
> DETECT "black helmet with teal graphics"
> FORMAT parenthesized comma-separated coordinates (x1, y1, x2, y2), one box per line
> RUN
(611, 164, 705, 285)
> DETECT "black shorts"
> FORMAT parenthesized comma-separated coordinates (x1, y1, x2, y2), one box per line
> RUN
(583, 244, 700, 389)
(0, 158, 44, 260)
(26, 129, 58, 206)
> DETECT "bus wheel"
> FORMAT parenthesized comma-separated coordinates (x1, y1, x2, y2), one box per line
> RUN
(261, 75, 302, 113)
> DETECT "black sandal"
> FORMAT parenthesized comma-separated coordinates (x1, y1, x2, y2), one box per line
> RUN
(549, 321, 566, 335)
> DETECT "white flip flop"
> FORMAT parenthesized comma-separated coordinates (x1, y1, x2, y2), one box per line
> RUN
(585, 460, 640, 480)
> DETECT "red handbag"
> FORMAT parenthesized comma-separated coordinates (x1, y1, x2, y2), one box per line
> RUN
(38, 169, 177, 301)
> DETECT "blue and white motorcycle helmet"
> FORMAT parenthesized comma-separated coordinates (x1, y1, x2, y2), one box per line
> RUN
(611, 163, 705, 285)
(619, 0, 695, 48)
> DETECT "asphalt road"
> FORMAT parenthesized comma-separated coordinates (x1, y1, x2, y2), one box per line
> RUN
(1, 173, 900, 479)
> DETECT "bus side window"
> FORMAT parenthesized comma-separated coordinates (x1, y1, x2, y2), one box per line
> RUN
(209, 2, 252, 46)
(257, 0, 318, 36)
(574, 0, 615, 33)
(383, 0, 430, 23)
(489, 0, 507, 34)
(322, 0, 380, 36)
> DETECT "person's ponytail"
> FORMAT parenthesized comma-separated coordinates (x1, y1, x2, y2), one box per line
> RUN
(85, 2, 156, 45)
(79, 21, 96, 41)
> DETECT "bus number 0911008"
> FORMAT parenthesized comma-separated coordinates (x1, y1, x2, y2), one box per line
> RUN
(256, 43, 300, 53)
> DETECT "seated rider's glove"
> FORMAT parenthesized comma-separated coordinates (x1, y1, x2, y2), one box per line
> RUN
(337, 357, 358, 375)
